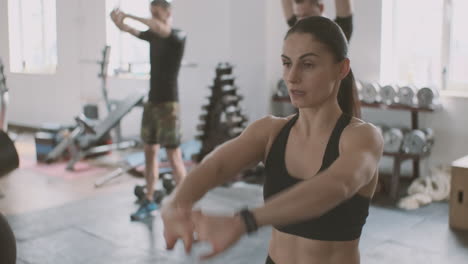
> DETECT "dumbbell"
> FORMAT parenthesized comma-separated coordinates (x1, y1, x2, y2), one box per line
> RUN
(225, 105, 242, 116)
(276, 79, 289, 97)
(382, 127, 404, 153)
(398, 85, 417, 106)
(201, 104, 213, 111)
(401, 128, 434, 154)
(379, 84, 399, 105)
(225, 115, 247, 126)
(360, 82, 381, 103)
(195, 134, 207, 141)
(199, 114, 209, 121)
(216, 62, 233, 76)
(222, 94, 243, 106)
(214, 75, 235, 86)
(161, 173, 176, 194)
(219, 84, 238, 95)
(218, 84, 236, 93)
(196, 123, 208, 132)
(417, 86, 439, 108)
(133, 185, 166, 203)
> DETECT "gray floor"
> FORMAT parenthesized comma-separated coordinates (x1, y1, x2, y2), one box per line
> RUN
(6, 183, 468, 264)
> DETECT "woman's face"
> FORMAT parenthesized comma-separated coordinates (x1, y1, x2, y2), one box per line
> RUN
(281, 33, 347, 109)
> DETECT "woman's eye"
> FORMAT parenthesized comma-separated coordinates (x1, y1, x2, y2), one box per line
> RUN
(303, 62, 315, 68)
(282, 62, 291, 67)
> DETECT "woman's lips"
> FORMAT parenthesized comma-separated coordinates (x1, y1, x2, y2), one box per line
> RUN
(290, 89, 306, 97)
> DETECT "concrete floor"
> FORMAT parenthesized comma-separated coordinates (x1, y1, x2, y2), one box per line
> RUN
(1, 134, 468, 264)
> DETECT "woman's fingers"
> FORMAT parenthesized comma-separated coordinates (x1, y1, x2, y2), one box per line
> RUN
(162, 205, 196, 252)
(164, 229, 177, 250)
(182, 232, 194, 253)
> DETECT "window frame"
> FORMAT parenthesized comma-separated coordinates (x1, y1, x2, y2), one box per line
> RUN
(105, 0, 151, 78)
(380, 0, 468, 94)
(7, 0, 58, 75)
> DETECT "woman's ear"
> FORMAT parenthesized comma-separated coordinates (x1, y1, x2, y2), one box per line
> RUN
(339, 58, 351, 80)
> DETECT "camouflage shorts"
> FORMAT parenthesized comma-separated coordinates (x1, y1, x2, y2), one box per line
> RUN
(141, 101, 181, 148)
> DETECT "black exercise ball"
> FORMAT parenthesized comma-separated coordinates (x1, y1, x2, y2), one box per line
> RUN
(0, 130, 19, 177)
(0, 213, 16, 264)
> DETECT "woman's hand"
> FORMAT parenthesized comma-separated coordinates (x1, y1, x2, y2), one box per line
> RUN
(192, 210, 246, 260)
(161, 202, 196, 254)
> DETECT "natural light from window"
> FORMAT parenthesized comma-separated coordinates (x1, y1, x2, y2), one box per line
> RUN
(380, 0, 444, 88)
(8, 0, 57, 74)
(105, 0, 150, 77)
(447, 0, 468, 91)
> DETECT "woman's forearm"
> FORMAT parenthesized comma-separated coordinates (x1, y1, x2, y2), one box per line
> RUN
(169, 160, 220, 208)
(168, 118, 272, 210)
(253, 170, 350, 228)
(168, 153, 241, 208)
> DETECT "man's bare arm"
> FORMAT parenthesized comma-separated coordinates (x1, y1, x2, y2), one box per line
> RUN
(281, 0, 295, 21)
(110, 9, 141, 38)
(125, 14, 171, 38)
(335, 0, 353, 17)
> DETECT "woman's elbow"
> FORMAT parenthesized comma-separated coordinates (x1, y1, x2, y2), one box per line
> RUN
(336, 173, 364, 200)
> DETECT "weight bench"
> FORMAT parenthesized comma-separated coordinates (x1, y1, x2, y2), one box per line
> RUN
(46, 91, 146, 170)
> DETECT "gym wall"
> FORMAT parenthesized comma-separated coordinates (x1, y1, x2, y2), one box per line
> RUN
(0, 0, 468, 171)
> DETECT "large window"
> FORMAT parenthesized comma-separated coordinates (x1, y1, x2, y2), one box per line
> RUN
(105, 0, 150, 77)
(8, 0, 57, 74)
(380, 0, 467, 91)
(446, 0, 468, 91)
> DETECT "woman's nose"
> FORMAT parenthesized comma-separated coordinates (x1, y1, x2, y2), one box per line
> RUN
(287, 65, 300, 84)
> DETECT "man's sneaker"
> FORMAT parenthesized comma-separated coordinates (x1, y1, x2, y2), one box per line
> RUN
(130, 199, 158, 221)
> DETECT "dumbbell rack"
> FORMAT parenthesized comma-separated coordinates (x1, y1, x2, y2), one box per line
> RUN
(361, 102, 436, 199)
(194, 63, 248, 162)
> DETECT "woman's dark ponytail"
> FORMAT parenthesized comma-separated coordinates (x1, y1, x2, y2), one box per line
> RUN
(338, 70, 361, 117)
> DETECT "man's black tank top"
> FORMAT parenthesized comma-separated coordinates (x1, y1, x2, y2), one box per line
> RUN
(263, 113, 370, 241)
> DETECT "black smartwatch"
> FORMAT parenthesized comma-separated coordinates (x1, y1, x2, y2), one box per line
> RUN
(238, 208, 258, 235)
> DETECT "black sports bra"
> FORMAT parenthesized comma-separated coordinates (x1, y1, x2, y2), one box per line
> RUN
(263, 113, 370, 241)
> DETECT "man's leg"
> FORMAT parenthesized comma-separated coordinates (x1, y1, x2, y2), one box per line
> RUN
(131, 143, 160, 220)
(131, 102, 159, 221)
(166, 147, 186, 185)
(144, 143, 160, 201)
(159, 102, 186, 185)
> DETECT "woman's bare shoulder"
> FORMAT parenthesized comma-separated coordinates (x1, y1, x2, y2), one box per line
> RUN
(250, 114, 293, 136)
(342, 117, 384, 150)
